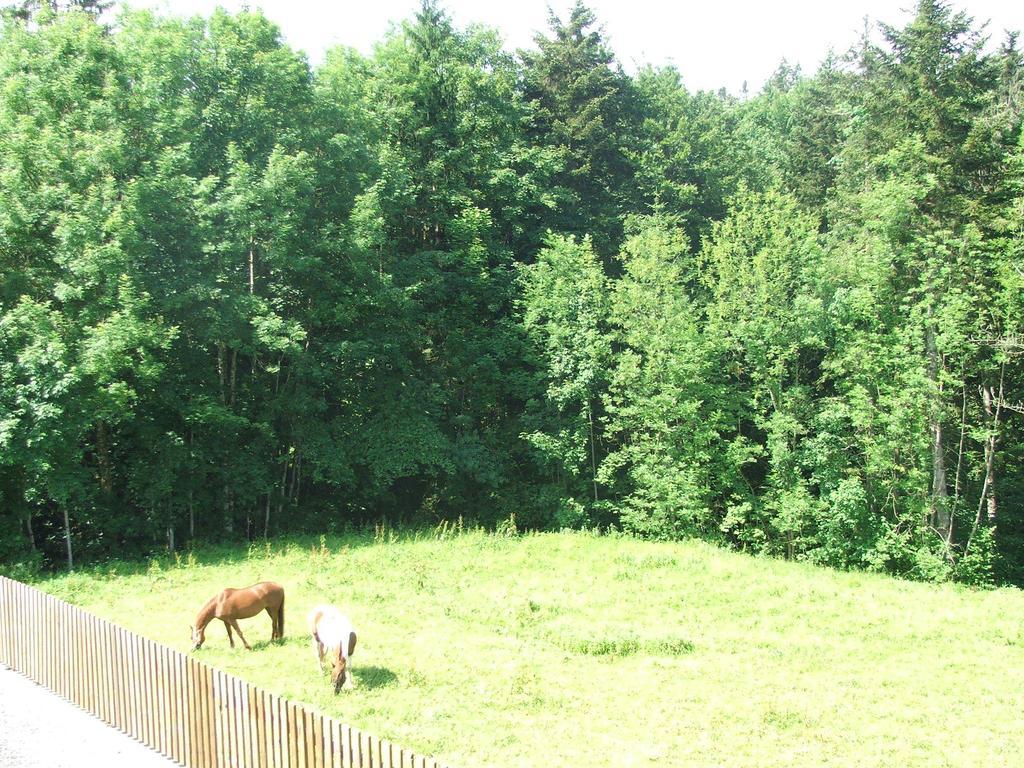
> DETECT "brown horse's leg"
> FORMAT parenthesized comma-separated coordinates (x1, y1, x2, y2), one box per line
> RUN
(231, 620, 252, 650)
(223, 619, 235, 648)
(266, 606, 278, 640)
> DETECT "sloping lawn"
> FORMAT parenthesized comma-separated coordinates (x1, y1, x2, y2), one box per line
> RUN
(33, 530, 1024, 767)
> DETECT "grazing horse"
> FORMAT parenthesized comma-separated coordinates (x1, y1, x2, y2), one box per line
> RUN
(307, 604, 357, 693)
(190, 582, 285, 651)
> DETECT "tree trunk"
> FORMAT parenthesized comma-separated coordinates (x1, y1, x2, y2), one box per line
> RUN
(230, 347, 238, 408)
(978, 369, 1004, 526)
(587, 400, 599, 503)
(218, 342, 227, 405)
(954, 379, 967, 503)
(25, 515, 36, 550)
(62, 506, 73, 571)
(289, 450, 301, 502)
(966, 367, 1005, 560)
(925, 318, 950, 540)
(276, 454, 289, 524)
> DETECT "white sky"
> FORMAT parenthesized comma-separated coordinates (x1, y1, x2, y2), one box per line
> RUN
(124, 1, 1024, 94)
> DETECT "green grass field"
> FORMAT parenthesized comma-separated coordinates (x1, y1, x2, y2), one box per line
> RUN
(28, 528, 1024, 768)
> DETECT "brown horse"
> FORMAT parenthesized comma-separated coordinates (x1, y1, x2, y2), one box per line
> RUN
(190, 582, 285, 651)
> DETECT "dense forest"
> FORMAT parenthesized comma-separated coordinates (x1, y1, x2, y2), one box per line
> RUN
(0, 0, 1021, 584)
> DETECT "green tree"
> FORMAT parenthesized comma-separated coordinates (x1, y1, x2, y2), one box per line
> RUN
(521, 1, 642, 260)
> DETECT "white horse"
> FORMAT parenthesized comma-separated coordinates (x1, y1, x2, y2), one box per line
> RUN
(307, 604, 357, 693)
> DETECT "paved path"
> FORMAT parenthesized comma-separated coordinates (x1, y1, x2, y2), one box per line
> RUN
(0, 664, 178, 768)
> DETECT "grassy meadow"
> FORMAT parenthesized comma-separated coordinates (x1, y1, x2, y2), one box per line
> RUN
(28, 528, 1024, 768)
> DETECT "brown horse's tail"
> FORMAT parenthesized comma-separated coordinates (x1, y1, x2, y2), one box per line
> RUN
(277, 594, 285, 639)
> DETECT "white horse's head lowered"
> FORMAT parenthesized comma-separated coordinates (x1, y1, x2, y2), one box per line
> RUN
(307, 604, 357, 693)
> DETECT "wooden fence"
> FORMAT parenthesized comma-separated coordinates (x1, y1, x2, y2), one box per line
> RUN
(0, 576, 451, 768)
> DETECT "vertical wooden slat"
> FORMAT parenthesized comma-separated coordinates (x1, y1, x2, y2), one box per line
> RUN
(162, 646, 172, 760)
(313, 715, 324, 768)
(18, 583, 26, 678)
(362, 732, 373, 768)
(66, 601, 75, 703)
(221, 671, 233, 768)
(215, 669, 226, 768)
(165, 645, 175, 759)
(231, 673, 242, 768)
(118, 625, 128, 733)
(94, 614, 104, 723)
(9, 582, 16, 671)
(80, 608, 89, 713)
(1, 580, 7, 666)
(84, 610, 94, 715)
(147, 637, 158, 751)
(94, 614, 105, 723)
(136, 635, 146, 747)
(254, 688, 267, 768)
(128, 630, 140, 745)
(246, 682, 258, 768)
(178, 655, 188, 768)
(20, 585, 28, 680)
(158, 643, 168, 757)
(266, 692, 277, 768)
(166, 647, 175, 759)
(25, 587, 32, 683)
(28, 586, 36, 685)
(245, 677, 256, 768)
(176, 650, 186, 764)
(28, 588, 36, 685)
(195, 662, 206, 768)
(0, 580, 7, 666)
(330, 720, 342, 768)
(302, 709, 314, 768)
(73, 602, 82, 708)
(234, 676, 247, 768)
(100, 616, 111, 725)
(201, 659, 212, 768)
(201, 663, 214, 768)
(52, 594, 60, 693)
(279, 693, 289, 768)
(37, 590, 46, 690)
(138, 636, 149, 749)
(110, 624, 122, 731)
(288, 701, 301, 768)
(223, 673, 235, 768)
(211, 668, 222, 768)
(323, 717, 334, 768)
(167, 646, 176, 759)
(169, 647, 180, 762)
(270, 692, 282, 768)
(5, 579, 12, 666)
(92, 612, 101, 718)
(186, 658, 198, 768)
(232, 674, 243, 768)
(61, 596, 69, 700)
(342, 724, 354, 765)
(40, 592, 49, 691)
(18, 583, 26, 674)
(298, 702, 310, 768)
